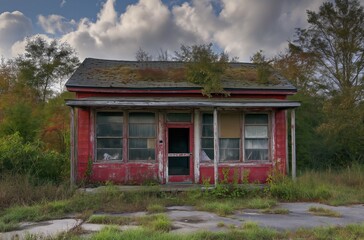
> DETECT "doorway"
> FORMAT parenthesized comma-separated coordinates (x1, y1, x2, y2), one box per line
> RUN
(167, 127, 193, 182)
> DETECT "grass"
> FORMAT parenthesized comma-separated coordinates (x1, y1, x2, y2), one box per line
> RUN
(2, 164, 364, 233)
(308, 206, 342, 217)
(147, 204, 166, 213)
(261, 208, 290, 214)
(245, 198, 277, 209)
(196, 201, 235, 216)
(87, 213, 172, 232)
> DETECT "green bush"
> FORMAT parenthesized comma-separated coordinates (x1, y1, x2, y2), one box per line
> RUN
(0, 133, 68, 184)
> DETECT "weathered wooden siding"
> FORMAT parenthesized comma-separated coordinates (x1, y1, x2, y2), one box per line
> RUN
(274, 109, 287, 173)
(77, 108, 91, 181)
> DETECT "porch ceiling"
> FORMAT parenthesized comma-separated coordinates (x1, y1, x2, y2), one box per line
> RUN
(66, 97, 300, 109)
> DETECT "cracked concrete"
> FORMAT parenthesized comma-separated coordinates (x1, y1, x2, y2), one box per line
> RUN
(1, 203, 364, 239)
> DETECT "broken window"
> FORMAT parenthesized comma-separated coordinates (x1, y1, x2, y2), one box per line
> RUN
(244, 114, 269, 161)
(219, 113, 240, 161)
(201, 113, 214, 161)
(128, 112, 156, 161)
(96, 112, 123, 161)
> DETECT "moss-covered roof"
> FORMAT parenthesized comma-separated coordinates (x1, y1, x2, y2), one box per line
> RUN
(65, 58, 296, 91)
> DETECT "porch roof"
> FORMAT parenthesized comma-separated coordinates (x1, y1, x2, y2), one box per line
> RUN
(65, 97, 300, 108)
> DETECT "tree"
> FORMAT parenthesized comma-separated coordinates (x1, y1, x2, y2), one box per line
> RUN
(294, 0, 364, 99)
(16, 36, 80, 102)
(135, 47, 153, 61)
(174, 43, 229, 97)
(273, 43, 318, 95)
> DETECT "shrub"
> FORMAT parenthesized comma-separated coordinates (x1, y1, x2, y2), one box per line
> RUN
(0, 133, 68, 184)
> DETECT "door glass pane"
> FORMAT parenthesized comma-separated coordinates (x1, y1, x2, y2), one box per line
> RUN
(168, 157, 189, 175)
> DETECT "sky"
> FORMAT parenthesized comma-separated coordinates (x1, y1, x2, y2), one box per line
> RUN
(1, 0, 363, 62)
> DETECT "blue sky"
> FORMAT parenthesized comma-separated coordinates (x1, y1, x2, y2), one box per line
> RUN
(1, 0, 363, 62)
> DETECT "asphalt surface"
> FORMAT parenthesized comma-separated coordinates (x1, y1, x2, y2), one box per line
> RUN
(2, 202, 364, 239)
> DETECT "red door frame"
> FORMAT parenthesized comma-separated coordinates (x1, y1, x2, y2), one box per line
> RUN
(166, 123, 194, 183)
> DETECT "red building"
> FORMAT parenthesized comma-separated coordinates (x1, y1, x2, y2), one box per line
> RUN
(65, 58, 299, 185)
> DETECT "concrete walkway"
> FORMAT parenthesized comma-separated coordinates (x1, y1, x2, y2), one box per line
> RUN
(2, 203, 364, 239)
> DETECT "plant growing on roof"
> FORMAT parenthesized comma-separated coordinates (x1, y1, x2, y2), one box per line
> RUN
(250, 50, 273, 83)
(174, 43, 229, 97)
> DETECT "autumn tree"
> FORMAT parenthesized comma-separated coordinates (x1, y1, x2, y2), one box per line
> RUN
(16, 36, 79, 102)
(292, 0, 364, 165)
(294, 0, 364, 99)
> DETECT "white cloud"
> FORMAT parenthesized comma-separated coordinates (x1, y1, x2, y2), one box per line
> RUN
(0, 0, 338, 62)
(60, 0, 198, 60)
(38, 14, 76, 35)
(60, 0, 66, 7)
(0, 11, 32, 58)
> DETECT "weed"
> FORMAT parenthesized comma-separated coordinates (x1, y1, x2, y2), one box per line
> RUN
(148, 214, 172, 232)
(147, 204, 165, 214)
(308, 206, 342, 217)
(246, 198, 277, 209)
(197, 202, 235, 216)
(261, 208, 290, 214)
(217, 222, 225, 227)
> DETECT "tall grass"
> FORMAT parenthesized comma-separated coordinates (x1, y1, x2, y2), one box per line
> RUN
(0, 174, 72, 210)
(267, 163, 364, 204)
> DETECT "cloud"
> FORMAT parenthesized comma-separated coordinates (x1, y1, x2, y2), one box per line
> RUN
(60, 0, 66, 7)
(38, 14, 76, 34)
(60, 0, 199, 60)
(0, 0, 332, 61)
(0, 11, 32, 58)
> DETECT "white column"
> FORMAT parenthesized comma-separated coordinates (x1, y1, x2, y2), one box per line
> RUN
(213, 108, 219, 187)
(291, 109, 296, 180)
(194, 109, 201, 183)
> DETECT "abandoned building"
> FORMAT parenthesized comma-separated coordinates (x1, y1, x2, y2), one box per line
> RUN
(65, 58, 300, 185)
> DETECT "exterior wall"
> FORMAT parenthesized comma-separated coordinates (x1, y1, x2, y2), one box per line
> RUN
(76, 89, 287, 184)
(75, 106, 288, 184)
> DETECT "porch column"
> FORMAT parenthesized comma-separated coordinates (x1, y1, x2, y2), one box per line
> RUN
(70, 107, 76, 186)
(194, 109, 201, 183)
(291, 109, 296, 180)
(213, 108, 219, 186)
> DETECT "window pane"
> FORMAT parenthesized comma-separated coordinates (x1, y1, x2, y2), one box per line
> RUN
(97, 148, 122, 161)
(129, 139, 147, 148)
(245, 114, 268, 124)
(129, 149, 155, 160)
(219, 138, 240, 149)
(245, 126, 268, 138)
(129, 112, 155, 123)
(220, 149, 239, 161)
(97, 112, 123, 124)
(129, 124, 156, 137)
(245, 139, 268, 149)
(167, 113, 191, 122)
(219, 113, 240, 138)
(96, 112, 123, 162)
(97, 138, 122, 148)
(202, 138, 214, 148)
(202, 113, 213, 124)
(245, 149, 268, 161)
(202, 125, 213, 137)
(201, 149, 214, 160)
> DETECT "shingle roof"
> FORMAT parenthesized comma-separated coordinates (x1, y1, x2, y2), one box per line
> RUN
(65, 58, 296, 91)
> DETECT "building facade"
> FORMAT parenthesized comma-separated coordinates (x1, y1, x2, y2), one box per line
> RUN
(66, 58, 300, 185)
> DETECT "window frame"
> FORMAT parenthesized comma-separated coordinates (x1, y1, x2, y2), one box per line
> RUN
(242, 112, 271, 163)
(93, 110, 158, 163)
(127, 111, 157, 162)
(94, 110, 125, 163)
(199, 111, 272, 163)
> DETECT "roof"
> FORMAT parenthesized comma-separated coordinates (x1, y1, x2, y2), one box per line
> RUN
(65, 58, 297, 91)
(65, 97, 300, 109)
